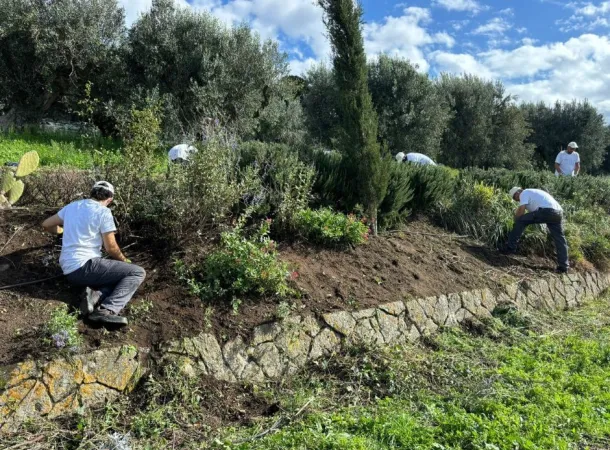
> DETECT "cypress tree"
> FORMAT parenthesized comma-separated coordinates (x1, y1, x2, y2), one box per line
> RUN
(318, 0, 388, 234)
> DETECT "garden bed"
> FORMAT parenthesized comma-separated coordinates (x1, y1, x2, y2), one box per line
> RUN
(0, 208, 559, 366)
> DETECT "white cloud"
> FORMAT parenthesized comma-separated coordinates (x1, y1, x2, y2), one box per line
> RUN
(499, 7, 514, 16)
(576, 1, 610, 16)
(557, 1, 610, 31)
(521, 37, 539, 45)
(431, 51, 496, 78)
(472, 17, 511, 35)
(433, 33, 610, 118)
(433, 0, 484, 13)
(362, 7, 455, 73)
(451, 19, 470, 31)
(288, 57, 319, 76)
(197, 0, 329, 58)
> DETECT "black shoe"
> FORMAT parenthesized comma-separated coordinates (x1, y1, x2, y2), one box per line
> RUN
(88, 308, 128, 325)
(555, 267, 569, 274)
(499, 247, 516, 255)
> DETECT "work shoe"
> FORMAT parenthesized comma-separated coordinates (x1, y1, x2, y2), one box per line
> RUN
(79, 288, 98, 317)
(88, 308, 128, 326)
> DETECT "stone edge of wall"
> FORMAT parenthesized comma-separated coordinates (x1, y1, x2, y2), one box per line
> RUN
(1, 271, 608, 431)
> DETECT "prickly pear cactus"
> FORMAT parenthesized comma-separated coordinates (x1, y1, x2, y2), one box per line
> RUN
(15, 151, 40, 177)
(8, 180, 24, 205)
(1, 171, 15, 194)
(1, 150, 40, 208)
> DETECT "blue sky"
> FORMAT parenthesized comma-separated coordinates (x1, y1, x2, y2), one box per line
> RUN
(121, 0, 610, 119)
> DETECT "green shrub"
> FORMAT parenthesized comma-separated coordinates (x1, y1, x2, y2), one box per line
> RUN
(554, 175, 610, 211)
(44, 306, 82, 350)
(378, 163, 457, 230)
(378, 163, 415, 230)
(107, 125, 259, 249)
(567, 207, 610, 269)
(407, 164, 458, 213)
(294, 208, 369, 246)
(464, 168, 610, 212)
(438, 181, 514, 248)
(310, 147, 344, 206)
(238, 141, 315, 229)
(564, 222, 585, 264)
(177, 220, 293, 310)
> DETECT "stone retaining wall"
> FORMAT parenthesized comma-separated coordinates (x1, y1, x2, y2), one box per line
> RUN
(1, 271, 608, 430)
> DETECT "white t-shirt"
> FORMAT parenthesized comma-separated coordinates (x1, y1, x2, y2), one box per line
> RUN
(168, 144, 197, 162)
(555, 151, 580, 176)
(519, 189, 562, 213)
(58, 199, 117, 275)
(406, 153, 436, 166)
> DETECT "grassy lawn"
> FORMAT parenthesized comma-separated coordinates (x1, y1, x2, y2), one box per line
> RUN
(221, 302, 610, 450)
(0, 129, 121, 169)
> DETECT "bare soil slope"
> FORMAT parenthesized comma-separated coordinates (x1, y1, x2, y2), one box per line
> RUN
(0, 209, 557, 365)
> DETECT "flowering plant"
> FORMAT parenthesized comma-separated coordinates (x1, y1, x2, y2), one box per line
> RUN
(44, 306, 82, 350)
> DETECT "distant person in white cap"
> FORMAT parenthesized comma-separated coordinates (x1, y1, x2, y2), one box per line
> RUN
(501, 187, 569, 273)
(554, 142, 580, 176)
(168, 143, 197, 164)
(41, 181, 146, 325)
(395, 152, 437, 166)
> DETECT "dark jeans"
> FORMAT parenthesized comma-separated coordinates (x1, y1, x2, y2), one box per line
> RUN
(507, 208, 569, 270)
(66, 258, 146, 313)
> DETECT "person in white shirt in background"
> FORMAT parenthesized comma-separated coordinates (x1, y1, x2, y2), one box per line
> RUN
(555, 142, 580, 176)
(168, 143, 197, 164)
(395, 152, 437, 166)
(501, 187, 569, 273)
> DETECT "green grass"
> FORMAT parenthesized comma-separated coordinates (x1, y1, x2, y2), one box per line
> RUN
(0, 129, 172, 171)
(221, 302, 610, 450)
(0, 129, 121, 169)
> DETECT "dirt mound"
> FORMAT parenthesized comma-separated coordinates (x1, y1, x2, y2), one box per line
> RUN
(0, 209, 557, 365)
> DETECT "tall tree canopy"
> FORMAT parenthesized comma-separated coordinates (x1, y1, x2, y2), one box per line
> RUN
(318, 0, 388, 229)
(126, 0, 289, 138)
(368, 55, 450, 159)
(437, 74, 534, 169)
(0, 0, 125, 119)
(521, 100, 609, 173)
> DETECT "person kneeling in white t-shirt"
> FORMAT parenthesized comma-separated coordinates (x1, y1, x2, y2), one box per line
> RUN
(500, 187, 569, 273)
(42, 181, 146, 326)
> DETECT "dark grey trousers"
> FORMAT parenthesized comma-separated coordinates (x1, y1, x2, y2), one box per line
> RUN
(66, 258, 146, 314)
(507, 208, 569, 270)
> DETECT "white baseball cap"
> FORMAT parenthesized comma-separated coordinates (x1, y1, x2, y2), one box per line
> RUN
(395, 152, 405, 162)
(508, 187, 522, 199)
(93, 181, 115, 195)
(567, 141, 578, 149)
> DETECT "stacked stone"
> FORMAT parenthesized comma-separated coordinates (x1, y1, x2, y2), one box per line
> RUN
(2, 271, 609, 430)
